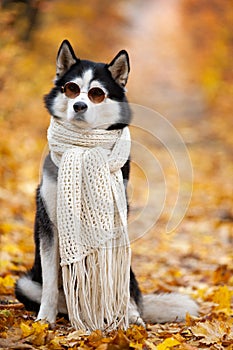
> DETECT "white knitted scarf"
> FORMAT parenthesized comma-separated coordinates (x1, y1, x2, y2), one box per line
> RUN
(47, 117, 131, 332)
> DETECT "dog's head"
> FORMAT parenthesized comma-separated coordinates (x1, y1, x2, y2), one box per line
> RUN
(45, 40, 131, 130)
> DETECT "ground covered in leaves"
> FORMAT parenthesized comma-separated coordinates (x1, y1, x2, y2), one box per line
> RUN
(0, 0, 232, 349)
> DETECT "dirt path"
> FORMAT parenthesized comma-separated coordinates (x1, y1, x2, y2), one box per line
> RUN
(121, 0, 204, 121)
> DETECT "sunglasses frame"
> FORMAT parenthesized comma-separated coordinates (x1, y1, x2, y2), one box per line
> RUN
(61, 82, 107, 104)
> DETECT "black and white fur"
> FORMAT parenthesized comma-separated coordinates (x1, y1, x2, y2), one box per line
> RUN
(15, 40, 198, 327)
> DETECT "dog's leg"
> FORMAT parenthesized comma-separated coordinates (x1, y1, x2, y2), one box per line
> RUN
(36, 229, 59, 325)
(129, 268, 145, 326)
(128, 298, 145, 327)
(35, 183, 59, 325)
(124, 161, 145, 327)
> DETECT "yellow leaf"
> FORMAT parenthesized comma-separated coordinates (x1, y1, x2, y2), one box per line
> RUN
(88, 329, 104, 347)
(32, 320, 49, 334)
(157, 337, 180, 350)
(20, 322, 33, 338)
(20, 320, 49, 346)
(0, 222, 15, 234)
(213, 265, 232, 284)
(112, 330, 130, 348)
(212, 285, 233, 315)
(186, 313, 194, 327)
(48, 337, 63, 350)
(126, 325, 148, 343)
(31, 321, 49, 346)
(0, 275, 15, 294)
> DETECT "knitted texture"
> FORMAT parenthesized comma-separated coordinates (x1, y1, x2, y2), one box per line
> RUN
(47, 117, 131, 331)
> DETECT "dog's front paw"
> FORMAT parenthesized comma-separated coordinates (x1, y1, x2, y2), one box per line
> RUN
(128, 299, 145, 327)
(36, 306, 57, 327)
(129, 315, 145, 327)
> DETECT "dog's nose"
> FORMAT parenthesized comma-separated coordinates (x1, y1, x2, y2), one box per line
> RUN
(73, 102, 88, 113)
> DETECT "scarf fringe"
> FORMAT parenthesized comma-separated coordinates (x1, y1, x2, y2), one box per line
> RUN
(62, 243, 131, 332)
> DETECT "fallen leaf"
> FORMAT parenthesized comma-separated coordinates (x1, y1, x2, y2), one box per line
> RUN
(111, 329, 130, 348)
(0, 275, 15, 295)
(144, 340, 158, 350)
(126, 325, 148, 343)
(212, 285, 233, 315)
(66, 328, 89, 340)
(0, 309, 14, 333)
(20, 321, 50, 346)
(157, 337, 180, 350)
(213, 265, 233, 285)
(191, 319, 233, 345)
(20, 322, 33, 338)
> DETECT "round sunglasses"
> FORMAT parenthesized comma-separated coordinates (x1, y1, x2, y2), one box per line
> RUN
(61, 82, 107, 104)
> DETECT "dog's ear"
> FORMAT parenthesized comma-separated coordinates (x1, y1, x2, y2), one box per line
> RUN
(107, 50, 130, 87)
(56, 40, 78, 79)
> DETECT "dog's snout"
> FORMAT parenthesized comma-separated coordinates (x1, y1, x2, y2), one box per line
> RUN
(73, 102, 88, 113)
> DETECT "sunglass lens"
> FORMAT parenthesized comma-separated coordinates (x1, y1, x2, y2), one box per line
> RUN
(88, 87, 105, 103)
(64, 82, 80, 98)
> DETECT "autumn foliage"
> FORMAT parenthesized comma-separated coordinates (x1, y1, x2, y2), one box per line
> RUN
(0, 0, 232, 349)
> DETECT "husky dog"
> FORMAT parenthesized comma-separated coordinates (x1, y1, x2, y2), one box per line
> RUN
(15, 40, 198, 327)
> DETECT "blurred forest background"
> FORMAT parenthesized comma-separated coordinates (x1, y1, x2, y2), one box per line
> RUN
(0, 0, 232, 348)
